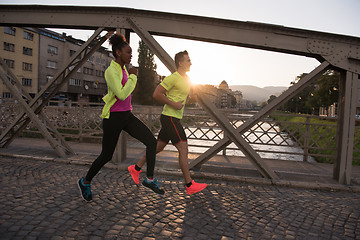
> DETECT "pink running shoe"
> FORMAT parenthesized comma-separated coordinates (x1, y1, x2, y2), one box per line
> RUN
(128, 165, 141, 185)
(186, 180, 207, 195)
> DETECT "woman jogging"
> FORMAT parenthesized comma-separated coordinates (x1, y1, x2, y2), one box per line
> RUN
(78, 33, 164, 202)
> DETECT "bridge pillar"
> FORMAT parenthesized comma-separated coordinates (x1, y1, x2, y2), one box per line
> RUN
(113, 132, 127, 163)
(334, 71, 358, 184)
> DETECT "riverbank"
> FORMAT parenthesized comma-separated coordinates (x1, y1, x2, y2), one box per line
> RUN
(271, 112, 360, 165)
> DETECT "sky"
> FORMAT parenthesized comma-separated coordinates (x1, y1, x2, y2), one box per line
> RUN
(1, 0, 360, 88)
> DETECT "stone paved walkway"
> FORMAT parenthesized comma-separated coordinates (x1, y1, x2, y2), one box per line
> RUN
(1, 156, 360, 239)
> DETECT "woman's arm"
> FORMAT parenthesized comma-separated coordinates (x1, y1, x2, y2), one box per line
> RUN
(105, 67, 138, 101)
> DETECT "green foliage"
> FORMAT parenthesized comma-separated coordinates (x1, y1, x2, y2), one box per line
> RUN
(267, 95, 277, 104)
(271, 112, 360, 165)
(280, 71, 339, 114)
(133, 40, 158, 105)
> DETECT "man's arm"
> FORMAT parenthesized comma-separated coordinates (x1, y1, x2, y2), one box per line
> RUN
(153, 85, 184, 110)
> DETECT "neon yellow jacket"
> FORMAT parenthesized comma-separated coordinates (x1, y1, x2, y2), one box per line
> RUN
(100, 60, 137, 119)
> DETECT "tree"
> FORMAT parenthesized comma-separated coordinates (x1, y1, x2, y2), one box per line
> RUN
(132, 40, 157, 105)
(312, 70, 339, 107)
(281, 73, 315, 114)
(267, 95, 277, 104)
(281, 71, 340, 114)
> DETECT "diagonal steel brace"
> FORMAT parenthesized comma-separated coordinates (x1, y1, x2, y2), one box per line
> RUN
(0, 65, 69, 157)
(196, 90, 279, 179)
(190, 62, 331, 170)
(0, 27, 107, 157)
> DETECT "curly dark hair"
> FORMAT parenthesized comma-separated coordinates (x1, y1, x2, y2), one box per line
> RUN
(108, 33, 129, 59)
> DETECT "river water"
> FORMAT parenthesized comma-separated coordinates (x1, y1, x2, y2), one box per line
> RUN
(186, 113, 315, 162)
(130, 113, 315, 162)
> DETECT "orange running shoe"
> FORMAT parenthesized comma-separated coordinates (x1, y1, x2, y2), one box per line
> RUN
(128, 165, 141, 185)
(186, 180, 207, 195)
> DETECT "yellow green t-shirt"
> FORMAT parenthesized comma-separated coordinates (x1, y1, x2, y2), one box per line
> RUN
(160, 72, 191, 119)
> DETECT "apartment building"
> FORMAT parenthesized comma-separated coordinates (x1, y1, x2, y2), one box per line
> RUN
(38, 28, 111, 103)
(0, 27, 39, 100)
(1, 27, 112, 103)
(233, 90, 243, 108)
(218, 80, 237, 108)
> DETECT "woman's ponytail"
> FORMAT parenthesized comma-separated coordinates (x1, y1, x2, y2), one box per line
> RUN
(108, 34, 128, 59)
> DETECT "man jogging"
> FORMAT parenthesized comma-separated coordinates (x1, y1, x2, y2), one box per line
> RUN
(128, 50, 207, 195)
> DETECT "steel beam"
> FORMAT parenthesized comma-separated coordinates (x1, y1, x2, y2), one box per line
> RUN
(334, 71, 358, 184)
(126, 17, 176, 73)
(1, 5, 359, 73)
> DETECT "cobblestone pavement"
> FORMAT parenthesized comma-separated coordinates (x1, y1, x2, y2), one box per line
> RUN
(1, 156, 360, 240)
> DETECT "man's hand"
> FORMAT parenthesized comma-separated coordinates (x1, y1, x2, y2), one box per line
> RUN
(128, 68, 138, 76)
(153, 84, 184, 109)
(173, 100, 184, 110)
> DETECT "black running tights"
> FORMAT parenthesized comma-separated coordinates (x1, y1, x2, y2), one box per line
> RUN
(85, 111, 157, 182)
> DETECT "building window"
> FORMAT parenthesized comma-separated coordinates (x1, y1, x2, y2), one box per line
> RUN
(4, 59, 14, 68)
(47, 60, 57, 69)
(95, 70, 104, 77)
(83, 67, 94, 75)
(46, 75, 54, 83)
(23, 31, 34, 40)
(2, 92, 13, 99)
(4, 42, 15, 52)
(23, 47, 33, 56)
(47, 45, 58, 55)
(22, 78, 32, 86)
(22, 62, 32, 71)
(96, 57, 106, 66)
(4, 27, 16, 36)
(69, 78, 81, 86)
(70, 50, 82, 60)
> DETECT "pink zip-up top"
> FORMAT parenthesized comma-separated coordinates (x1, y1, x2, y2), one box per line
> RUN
(110, 68, 132, 112)
(100, 60, 137, 119)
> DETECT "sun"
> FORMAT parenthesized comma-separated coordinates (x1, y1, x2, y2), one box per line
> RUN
(150, 36, 233, 87)
(187, 64, 221, 87)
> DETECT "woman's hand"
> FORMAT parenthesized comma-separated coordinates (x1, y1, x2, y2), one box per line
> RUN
(128, 68, 138, 76)
(106, 31, 115, 39)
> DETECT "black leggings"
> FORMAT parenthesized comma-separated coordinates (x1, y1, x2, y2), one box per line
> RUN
(85, 111, 157, 182)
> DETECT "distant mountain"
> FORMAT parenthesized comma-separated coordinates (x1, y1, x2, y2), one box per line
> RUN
(230, 85, 288, 103)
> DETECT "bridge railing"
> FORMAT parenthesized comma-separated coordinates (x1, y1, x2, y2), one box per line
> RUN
(1, 101, 359, 164)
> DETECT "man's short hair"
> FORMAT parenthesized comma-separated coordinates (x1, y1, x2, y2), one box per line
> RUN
(175, 50, 188, 69)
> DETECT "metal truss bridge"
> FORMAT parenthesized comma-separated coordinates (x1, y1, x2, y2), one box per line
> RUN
(0, 5, 359, 184)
